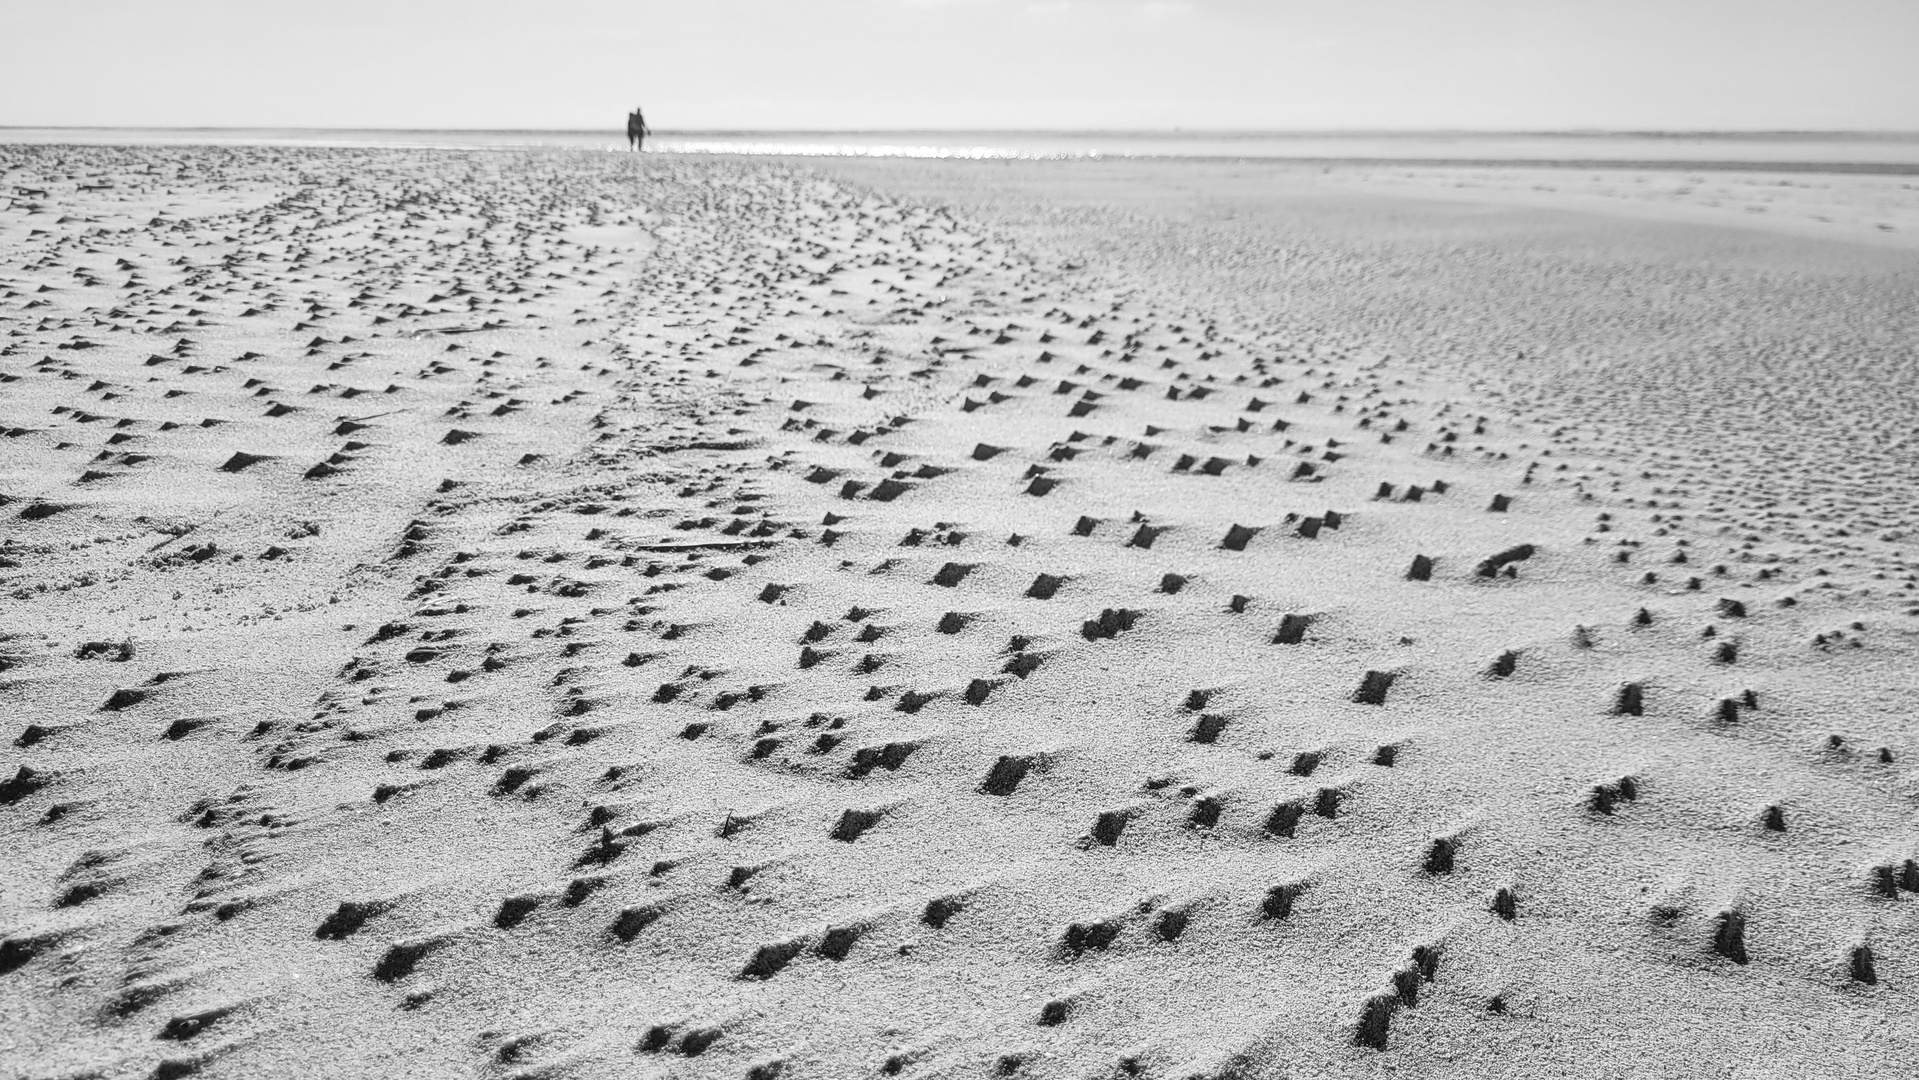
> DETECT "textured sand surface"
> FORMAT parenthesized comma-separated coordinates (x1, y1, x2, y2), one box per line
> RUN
(2, 146, 1916, 1080)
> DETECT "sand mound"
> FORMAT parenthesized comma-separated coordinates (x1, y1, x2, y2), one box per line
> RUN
(1, 145, 1914, 1078)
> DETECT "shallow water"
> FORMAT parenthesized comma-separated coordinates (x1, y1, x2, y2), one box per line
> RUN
(5, 126, 1919, 171)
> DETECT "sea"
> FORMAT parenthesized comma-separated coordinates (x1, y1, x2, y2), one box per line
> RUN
(5, 128, 1919, 173)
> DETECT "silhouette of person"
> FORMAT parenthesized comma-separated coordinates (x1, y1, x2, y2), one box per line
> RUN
(627, 108, 651, 152)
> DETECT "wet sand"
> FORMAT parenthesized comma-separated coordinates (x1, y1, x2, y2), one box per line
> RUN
(2, 144, 1915, 1079)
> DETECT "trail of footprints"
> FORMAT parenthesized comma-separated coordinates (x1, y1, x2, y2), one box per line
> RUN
(2, 148, 1915, 1078)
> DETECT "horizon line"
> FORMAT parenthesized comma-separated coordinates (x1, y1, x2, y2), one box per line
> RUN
(6, 125, 1919, 139)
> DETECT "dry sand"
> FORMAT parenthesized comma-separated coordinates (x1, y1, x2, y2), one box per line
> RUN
(2, 145, 1916, 1080)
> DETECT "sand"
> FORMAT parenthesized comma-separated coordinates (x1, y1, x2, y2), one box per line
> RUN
(2, 144, 1915, 1080)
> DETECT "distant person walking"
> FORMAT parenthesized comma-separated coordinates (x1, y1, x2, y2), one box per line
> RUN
(627, 108, 651, 151)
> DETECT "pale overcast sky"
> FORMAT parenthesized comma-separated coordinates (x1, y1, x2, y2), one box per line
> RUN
(4, 0, 1915, 131)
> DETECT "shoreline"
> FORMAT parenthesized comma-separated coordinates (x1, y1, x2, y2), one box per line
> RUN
(8, 126, 1919, 172)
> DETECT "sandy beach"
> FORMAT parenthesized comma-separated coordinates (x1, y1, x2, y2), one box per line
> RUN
(3, 143, 1916, 1080)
